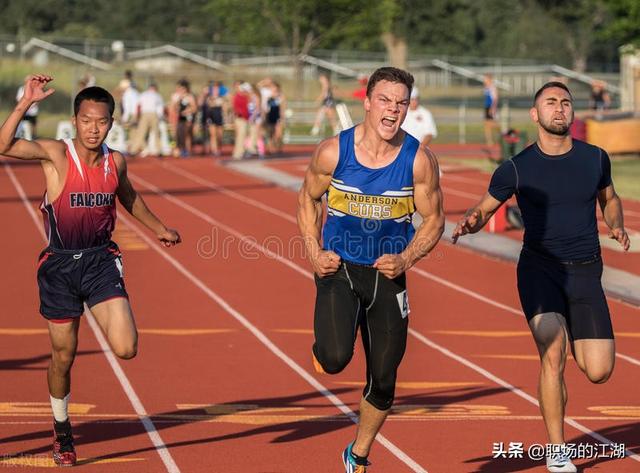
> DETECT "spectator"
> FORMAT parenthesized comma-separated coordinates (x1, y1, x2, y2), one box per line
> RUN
(352, 74, 368, 102)
(130, 82, 164, 156)
(200, 81, 228, 157)
(311, 73, 338, 136)
(265, 81, 287, 155)
(120, 80, 140, 129)
(174, 79, 197, 158)
(232, 81, 251, 160)
(247, 83, 265, 158)
(401, 87, 438, 147)
(590, 80, 611, 112)
(483, 74, 499, 146)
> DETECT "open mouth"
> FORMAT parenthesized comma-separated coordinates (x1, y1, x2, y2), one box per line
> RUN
(381, 116, 398, 128)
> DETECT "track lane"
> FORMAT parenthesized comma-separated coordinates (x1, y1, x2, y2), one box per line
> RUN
(131, 160, 640, 470)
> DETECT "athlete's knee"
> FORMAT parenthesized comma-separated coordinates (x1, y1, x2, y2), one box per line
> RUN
(540, 346, 567, 376)
(50, 348, 76, 372)
(112, 341, 137, 360)
(363, 385, 394, 411)
(313, 345, 351, 374)
(585, 365, 613, 384)
(363, 374, 396, 411)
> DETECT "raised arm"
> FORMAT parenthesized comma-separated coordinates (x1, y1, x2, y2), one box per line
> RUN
(0, 75, 58, 161)
(598, 183, 630, 251)
(297, 138, 340, 276)
(373, 148, 445, 278)
(114, 153, 181, 247)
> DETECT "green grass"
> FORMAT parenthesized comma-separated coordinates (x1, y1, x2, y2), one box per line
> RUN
(611, 156, 640, 201)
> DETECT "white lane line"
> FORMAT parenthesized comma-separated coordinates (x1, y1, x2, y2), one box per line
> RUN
(115, 209, 429, 473)
(163, 162, 297, 224)
(133, 166, 640, 463)
(410, 267, 522, 316)
(4, 162, 181, 473)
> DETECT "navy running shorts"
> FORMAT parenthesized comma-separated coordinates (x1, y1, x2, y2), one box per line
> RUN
(37, 241, 128, 322)
(517, 249, 613, 340)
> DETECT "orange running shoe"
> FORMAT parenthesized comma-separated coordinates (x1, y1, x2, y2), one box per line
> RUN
(312, 351, 326, 374)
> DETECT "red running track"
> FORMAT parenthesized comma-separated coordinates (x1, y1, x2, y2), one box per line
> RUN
(0, 156, 638, 472)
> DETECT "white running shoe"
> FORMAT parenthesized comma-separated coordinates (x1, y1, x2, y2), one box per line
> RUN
(546, 451, 577, 472)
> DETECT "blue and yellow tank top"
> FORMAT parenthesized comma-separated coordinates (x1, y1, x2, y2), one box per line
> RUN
(322, 127, 418, 265)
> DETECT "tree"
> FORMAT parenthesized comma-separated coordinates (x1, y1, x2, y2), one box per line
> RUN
(599, 0, 640, 47)
(536, 0, 608, 72)
(204, 0, 371, 95)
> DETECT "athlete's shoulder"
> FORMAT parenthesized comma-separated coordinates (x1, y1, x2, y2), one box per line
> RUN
(39, 138, 67, 154)
(310, 135, 340, 176)
(109, 149, 127, 175)
(571, 138, 602, 156)
(511, 142, 536, 163)
(412, 145, 438, 183)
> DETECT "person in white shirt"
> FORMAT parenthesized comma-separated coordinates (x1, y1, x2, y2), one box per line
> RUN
(130, 83, 165, 156)
(120, 80, 140, 129)
(16, 81, 39, 138)
(401, 87, 437, 147)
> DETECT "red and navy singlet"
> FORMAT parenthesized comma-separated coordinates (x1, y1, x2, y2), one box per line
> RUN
(40, 139, 119, 250)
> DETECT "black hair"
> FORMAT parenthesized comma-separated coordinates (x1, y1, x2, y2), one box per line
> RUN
(533, 81, 573, 105)
(366, 67, 414, 98)
(73, 86, 115, 116)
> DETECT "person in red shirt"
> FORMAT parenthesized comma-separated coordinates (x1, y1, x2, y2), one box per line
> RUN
(352, 74, 368, 102)
(0, 75, 181, 466)
(232, 81, 251, 159)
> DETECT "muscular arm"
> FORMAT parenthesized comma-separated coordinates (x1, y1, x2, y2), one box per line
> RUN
(373, 148, 445, 278)
(598, 183, 630, 251)
(296, 138, 340, 276)
(114, 153, 181, 246)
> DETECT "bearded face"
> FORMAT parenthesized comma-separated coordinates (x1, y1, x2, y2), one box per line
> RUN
(532, 87, 574, 136)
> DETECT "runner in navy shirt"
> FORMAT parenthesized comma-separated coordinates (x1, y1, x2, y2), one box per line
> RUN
(453, 82, 629, 473)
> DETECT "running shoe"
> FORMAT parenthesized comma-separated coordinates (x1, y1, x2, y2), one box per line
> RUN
(53, 419, 77, 467)
(546, 450, 577, 472)
(342, 442, 370, 473)
(312, 351, 326, 374)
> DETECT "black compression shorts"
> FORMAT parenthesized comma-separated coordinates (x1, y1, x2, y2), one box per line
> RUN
(312, 261, 409, 411)
(517, 249, 613, 340)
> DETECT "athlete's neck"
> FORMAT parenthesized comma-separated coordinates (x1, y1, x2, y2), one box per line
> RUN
(536, 132, 572, 156)
(355, 123, 403, 163)
(72, 139, 104, 166)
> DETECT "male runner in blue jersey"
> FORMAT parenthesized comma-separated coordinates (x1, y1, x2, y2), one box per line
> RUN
(453, 82, 629, 473)
(298, 67, 445, 472)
